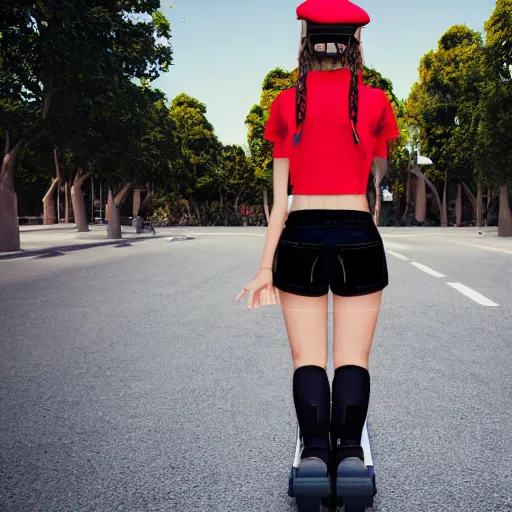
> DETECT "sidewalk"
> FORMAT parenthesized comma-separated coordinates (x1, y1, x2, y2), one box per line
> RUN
(0, 224, 188, 261)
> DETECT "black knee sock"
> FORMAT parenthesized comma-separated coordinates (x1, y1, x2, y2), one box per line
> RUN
(331, 365, 370, 449)
(293, 365, 330, 466)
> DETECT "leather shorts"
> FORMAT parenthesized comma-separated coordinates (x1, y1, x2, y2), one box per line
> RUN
(272, 209, 388, 297)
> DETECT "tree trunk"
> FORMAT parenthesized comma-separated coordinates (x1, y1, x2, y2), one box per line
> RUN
(106, 190, 121, 239)
(409, 166, 446, 226)
(191, 200, 201, 225)
(441, 180, 448, 227)
(132, 188, 142, 217)
(414, 173, 427, 223)
(138, 188, 153, 218)
(461, 182, 476, 212)
(462, 182, 482, 226)
(70, 169, 91, 232)
(106, 183, 132, 239)
(64, 181, 70, 223)
(431, 193, 439, 215)
(402, 171, 412, 222)
(487, 187, 492, 209)
(455, 183, 462, 227)
(263, 188, 270, 225)
(234, 191, 242, 215)
(0, 147, 22, 252)
(42, 178, 59, 225)
(42, 148, 64, 225)
(498, 183, 512, 237)
(476, 182, 483, 228)
(405, 171, 411, 206)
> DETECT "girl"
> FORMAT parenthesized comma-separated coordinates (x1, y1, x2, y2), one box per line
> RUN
(236, 0, 399, 509)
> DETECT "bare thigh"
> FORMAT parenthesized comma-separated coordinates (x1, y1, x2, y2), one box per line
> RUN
(332, 291, 383, 370)
(279, 291, 329, 369)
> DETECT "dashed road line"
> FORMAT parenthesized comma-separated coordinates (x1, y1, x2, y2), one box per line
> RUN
(386, 250, 410, 261)
(446, 282, 499, 307)
(409, 261, 446, 278)
(387, 250, 499, 306)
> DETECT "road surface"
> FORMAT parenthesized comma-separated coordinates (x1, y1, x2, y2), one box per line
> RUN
(1, 226, 511, 511)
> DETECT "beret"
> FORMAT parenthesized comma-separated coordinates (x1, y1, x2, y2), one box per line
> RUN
(296, 0, 370, 26)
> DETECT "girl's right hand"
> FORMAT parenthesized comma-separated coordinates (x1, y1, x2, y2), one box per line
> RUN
(235, 269, 281, 309)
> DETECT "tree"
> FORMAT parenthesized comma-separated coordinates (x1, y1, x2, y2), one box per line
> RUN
(217, 144, 256, 224)
(0, 0, 172, 251)
(406, 25, 484, 227)
(474, 0, 512, 236)
(168, 93, 222, 224)
(362, 67, 405, 225)
(245, 68, 295, 222)
(246, 65, 404, 225)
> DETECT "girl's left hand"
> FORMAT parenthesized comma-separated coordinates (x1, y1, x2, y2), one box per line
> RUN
(235, 269, 280, 309)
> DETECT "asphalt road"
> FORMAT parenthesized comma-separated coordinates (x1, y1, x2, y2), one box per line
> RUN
(1, 227, 511, 512)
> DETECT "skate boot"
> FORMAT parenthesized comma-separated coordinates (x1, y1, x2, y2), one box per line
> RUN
(292, 365, 332, 511)
(330, 365, 373, 511)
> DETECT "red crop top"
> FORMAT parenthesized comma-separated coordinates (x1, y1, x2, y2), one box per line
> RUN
(263, 68, 400, 195)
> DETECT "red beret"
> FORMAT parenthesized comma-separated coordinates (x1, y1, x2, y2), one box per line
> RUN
(296, 0, 370, 26)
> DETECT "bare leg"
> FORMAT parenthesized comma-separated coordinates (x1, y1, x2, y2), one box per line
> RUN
(332, 290, 383, 369)
(279, 290, 331, 474)
(279, 291, 329, 368)
(330, 291, 383, 505)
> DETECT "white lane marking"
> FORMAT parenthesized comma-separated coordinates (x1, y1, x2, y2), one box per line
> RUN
(386, 250, 410, 261)
(446, 282, 499, 307)
(409, 261, 446, 278)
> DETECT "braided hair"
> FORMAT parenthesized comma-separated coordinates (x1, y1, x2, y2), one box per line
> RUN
(294, 40, 313, 146)
(294, 36, 363, 146)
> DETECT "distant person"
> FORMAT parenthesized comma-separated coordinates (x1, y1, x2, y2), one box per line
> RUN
(236, 0, 399, 509)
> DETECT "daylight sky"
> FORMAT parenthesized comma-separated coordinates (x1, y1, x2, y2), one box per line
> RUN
(152, 0, 497, 147)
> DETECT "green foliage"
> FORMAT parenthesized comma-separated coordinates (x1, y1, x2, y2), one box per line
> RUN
(245, 68, 295, 188)
(473, 0, 512, 186)
(168, 93, 222, 199)
(0, 0, 173, 187)
(406, 25, 484, 184)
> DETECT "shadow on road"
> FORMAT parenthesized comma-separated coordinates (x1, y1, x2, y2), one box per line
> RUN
(0, 235, 167, 261)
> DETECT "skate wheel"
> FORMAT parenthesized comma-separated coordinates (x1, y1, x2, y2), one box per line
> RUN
(294, 458, 330, 511)
(368, 466, 377, 498)
(288, 467, 296, 498)
(336, 458, 374, 510)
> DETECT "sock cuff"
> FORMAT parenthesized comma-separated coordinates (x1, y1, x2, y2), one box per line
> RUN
(294, 365, 328, 377)
(334, 364, 370, 378)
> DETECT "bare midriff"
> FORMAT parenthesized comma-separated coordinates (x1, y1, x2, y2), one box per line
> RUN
(289, 194, 370, 213)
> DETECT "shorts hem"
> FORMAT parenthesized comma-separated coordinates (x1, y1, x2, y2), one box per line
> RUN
(273, 280, 328, 297)
(330, 281, 388, 297)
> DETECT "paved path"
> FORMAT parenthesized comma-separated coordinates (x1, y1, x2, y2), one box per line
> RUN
(0, 227, 511, 511)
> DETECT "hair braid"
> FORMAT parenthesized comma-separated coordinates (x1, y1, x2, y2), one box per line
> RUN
(295, 42, 312, 146)
(346, 39, 363, 144)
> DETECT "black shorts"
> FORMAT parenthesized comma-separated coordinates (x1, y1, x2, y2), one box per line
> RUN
(272, 209, 388, 297)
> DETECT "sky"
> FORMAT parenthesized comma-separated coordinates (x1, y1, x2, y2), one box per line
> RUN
(152, 0, 497, 148)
